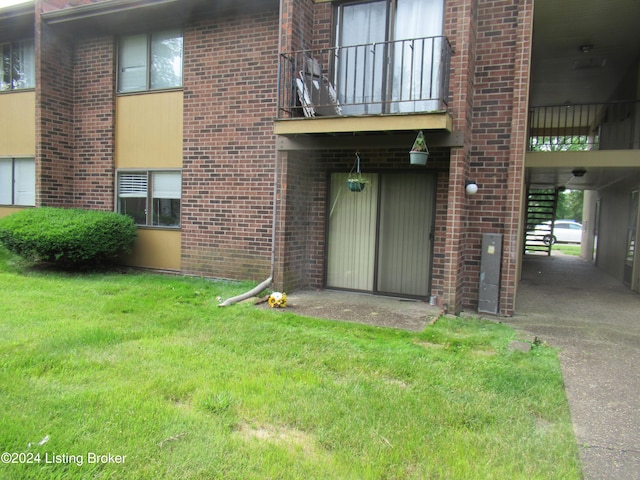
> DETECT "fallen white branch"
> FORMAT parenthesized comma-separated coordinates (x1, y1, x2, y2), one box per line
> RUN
(218, 276, 273, 307)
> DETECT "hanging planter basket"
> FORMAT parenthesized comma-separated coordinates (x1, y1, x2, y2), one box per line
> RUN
(409, 131, 429, 165)
(347, 153, 369, 193)
(347, 178, 367, 192)
(410, 151, 429, 165)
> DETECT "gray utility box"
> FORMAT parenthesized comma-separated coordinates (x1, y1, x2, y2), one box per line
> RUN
(478, 233, 502, 314)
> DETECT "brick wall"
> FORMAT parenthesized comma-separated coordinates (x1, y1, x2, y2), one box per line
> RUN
(501, 0, 533, 314)
(274, 150, 323, 292)
(181, 7, 280, 281)
(441, 0, 478, 313)
(36, 20, 75, 208)
(311, 1, 332, 50)
(467, 0, 532, 315)
(73, 37, 115, 210)
(37, 11, 115, 211)
(285, 0, 315, 52)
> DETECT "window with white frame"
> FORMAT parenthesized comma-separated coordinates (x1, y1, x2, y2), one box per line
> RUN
(117, 29, 183, 93)
(1, 39, 35, 91)
(0, 157, 35, 206)
(117, 171, 181, 227)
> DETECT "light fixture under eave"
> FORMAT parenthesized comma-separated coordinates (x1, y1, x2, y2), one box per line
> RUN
(465, 181, 478, 196)
(572, 168, 587, 177)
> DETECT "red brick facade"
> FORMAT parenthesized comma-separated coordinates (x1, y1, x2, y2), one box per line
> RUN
(274, 0, 533, 315)
(36, 18, 75, 208)
(467, 0, 533, 313)
(17, 0, 534, 316)
(181, 6, 279, 280)
(73, 37, 115, 211)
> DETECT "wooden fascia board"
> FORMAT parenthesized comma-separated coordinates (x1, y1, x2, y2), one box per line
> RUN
(274, 113, 452, 136)
(526, 150, 640, 168)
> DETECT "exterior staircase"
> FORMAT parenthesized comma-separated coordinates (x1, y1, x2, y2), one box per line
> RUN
(524, 188, 558, 255)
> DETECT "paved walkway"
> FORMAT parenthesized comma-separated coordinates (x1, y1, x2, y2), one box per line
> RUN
(511, 253, 640, 480)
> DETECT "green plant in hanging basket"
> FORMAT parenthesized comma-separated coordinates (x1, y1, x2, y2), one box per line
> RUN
(347, 152, 370, 192)
(410, 131, 429, 165)
(347, 173, 370, 192)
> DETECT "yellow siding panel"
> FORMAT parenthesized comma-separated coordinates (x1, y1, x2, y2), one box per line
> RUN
(0, 92, 36, 156)
(116, 91, 183, 168)
(121, 228, 182, 271)
(0, 206, 28, 218)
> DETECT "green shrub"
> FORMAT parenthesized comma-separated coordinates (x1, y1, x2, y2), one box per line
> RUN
(0, 207, 137, 267)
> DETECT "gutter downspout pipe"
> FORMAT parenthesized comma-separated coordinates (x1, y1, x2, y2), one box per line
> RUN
(218, 0, 284, 307)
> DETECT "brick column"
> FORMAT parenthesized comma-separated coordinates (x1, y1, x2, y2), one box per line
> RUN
(501, 0, 533, 314)
(442, 0, 478, 313)
(72, 38, 116, 210)
(36, 8, 75, 208)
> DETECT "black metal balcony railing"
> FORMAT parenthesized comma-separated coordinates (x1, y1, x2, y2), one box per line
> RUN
(277, 36, 452, 119)
(528, 100, 640, 151)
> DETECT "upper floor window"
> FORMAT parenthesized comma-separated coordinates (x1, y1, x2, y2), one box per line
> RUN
(0, 157, 35, 206)
(117, 29, 183, 93)
(1, 40, 35, 91)
(117, 170, 181, 227)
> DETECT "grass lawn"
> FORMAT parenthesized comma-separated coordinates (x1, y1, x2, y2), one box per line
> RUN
(553, 244, 582, 256)
(0, 248, 581, 479)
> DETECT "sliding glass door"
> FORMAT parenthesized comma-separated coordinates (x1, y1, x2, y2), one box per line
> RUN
(335, 0, 444, 114)
(326, 173, 379, 290)
(335, 2, 388, 115)
(326, 172, 435, 297)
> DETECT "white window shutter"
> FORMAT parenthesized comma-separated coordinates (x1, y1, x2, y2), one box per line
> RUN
(152, 171, 181, 199)
(14, 158, 35, 206)
(0, 159, 12, 204)
(118, 173, 148, 197)
(118, 34, 148, 92)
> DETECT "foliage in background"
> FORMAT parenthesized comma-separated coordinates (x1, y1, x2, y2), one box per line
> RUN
(529, 135, 593, 152)
(0, 207, 137, 268)
(553, 244, 581, 256)
(556, 190, 584, 222)
(528, 135, 586, 223)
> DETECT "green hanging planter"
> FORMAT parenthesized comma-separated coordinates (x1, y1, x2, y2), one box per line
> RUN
(347, 177, 367, 192)
(410, 131, 429, 165)
(347, 153, 370, 192)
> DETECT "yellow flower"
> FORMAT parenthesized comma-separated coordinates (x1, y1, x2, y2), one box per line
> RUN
(268, 292, 287, 308)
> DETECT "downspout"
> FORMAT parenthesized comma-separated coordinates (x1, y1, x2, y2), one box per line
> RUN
(219, 0, 284, 307)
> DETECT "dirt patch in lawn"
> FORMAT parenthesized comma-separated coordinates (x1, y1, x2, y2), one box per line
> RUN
(234, 422, 318, 455)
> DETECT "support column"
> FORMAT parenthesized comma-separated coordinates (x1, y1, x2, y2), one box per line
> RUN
(502, 0, 534, 315)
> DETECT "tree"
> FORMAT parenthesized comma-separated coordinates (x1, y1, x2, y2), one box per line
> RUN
(556, 190, 584, 221)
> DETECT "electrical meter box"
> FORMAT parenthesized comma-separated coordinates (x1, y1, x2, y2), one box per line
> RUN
(478, 233, 502, 314)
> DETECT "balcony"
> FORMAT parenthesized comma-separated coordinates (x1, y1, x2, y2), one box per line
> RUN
(275, 36, 453, 136)
(528, 100, 640, 151)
